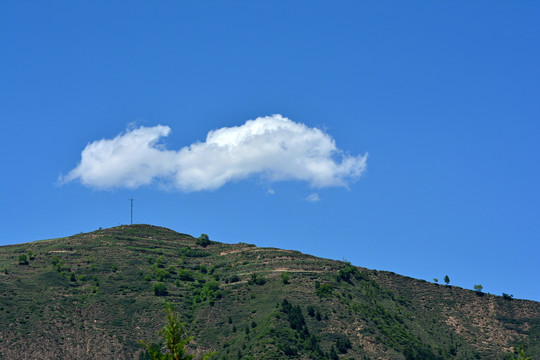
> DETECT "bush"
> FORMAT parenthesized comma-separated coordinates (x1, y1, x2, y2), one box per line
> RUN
(337, 262, 359, 283)
(315, 282, 333, 297)
(502, 293, 514, 300)
(154, 268, 170, 282)
(248, 273, 266, 286)
(18, 254, 28, 265)
(178, 269, 195, 282)
(336, 334, 352, 353)
(153, 282, 168, 296)
(281, 272, 290, 285)
(51, 256, 60, 266)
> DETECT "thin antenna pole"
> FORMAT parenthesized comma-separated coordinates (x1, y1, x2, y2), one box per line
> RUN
(129, 198, 134, 225)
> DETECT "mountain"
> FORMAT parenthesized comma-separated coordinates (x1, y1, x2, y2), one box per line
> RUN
(0, 225, 538, 359)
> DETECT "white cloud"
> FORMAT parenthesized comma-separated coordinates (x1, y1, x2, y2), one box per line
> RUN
(306, 193, 321, 202)
(61, 114, 367, 192)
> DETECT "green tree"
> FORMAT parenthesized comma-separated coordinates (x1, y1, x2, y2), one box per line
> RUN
(474, 284, 483, 293)
(140, 303, 215, 360)
(196, 234, 211, 248)
(433, 278, 438, 284)
(444, 275, 450, 286)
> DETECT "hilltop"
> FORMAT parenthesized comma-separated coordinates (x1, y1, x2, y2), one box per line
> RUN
(0, 225, 538, 359)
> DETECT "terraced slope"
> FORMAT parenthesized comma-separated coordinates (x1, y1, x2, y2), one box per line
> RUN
(0, 225, 538, 359)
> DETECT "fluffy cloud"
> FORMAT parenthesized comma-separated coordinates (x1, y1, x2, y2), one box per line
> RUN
(61, 115, 367, 191)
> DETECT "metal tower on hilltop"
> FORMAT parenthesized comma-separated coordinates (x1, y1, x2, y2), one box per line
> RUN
(129, 198, 134, 225)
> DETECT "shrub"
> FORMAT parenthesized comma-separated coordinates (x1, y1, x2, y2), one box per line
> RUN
(153, 282, 168, 296)
(281, 272, 290, 285)
(178, 269, 195, 282)
(229, 275, 240, 283)
(154, 268, 170, 282)
(337, 262, 359, 283)
(336, 334, 352, 353)
(51, 256, 61, 266)
(474, 284, 483, 293)
(248, 273, 266, 286)
(315, 282, 333, 297)
(18, 254, 28, 265)
(502, 293, 514, 300)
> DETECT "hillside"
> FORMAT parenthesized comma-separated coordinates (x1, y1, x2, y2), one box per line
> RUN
(0, 225, 538, 359)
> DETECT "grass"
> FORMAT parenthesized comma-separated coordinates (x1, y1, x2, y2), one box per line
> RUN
(0, 224, 539, 359)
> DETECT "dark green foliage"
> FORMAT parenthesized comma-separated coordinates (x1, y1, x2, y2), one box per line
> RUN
(281, 272, 290, 285)
(315, 282, 333, 297)
(281, 299, 306, 333)
(192, 280, 221, 304)
(503, 293, 514, 300)
(178, 269, 195, 282)
(154, 268, 170, 282)
(179, 247, 210, 258)
(329, 345, 339, 360)
(196, 234, 211, 248)
(337, 262, 359, 283)
(154, 282, 168, 296)
(248, 273, 266, 286)
(444, 275, 450, 286)
(335, 334, 352, 353)
(18, 254, 28, 265)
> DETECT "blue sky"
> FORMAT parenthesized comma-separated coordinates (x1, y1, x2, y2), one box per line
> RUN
(1, 1, 539, 301)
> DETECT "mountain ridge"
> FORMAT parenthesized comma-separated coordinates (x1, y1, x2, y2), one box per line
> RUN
(0, 224, 538, 359)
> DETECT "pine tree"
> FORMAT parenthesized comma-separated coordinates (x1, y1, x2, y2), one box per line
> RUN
(140, 303, 214, 360)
